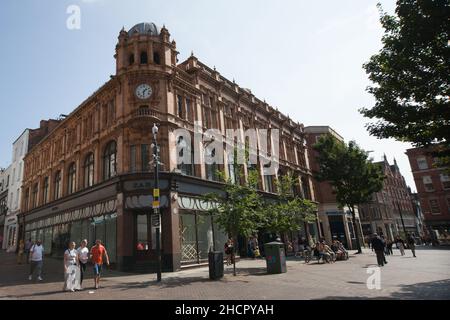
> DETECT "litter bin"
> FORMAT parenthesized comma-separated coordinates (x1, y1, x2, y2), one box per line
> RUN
(264, 241, 287, 274)
(208, 251, 224, 280)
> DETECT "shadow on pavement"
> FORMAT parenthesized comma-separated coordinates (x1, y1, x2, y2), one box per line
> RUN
(321, 278, 450, 300)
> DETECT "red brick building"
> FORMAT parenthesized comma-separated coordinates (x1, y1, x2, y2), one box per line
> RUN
(305, 126, 363, 249)
(18, 22, 316, 272)
(406, 146, 450, 237)
(359, 156, 416, 241)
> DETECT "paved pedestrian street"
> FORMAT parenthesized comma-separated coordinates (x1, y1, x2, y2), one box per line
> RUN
(0, 246, 449, 300)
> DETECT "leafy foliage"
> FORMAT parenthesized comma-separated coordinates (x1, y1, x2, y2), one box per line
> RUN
(313, 134, 385, 252)
(360, 0, 450, 163)
(263, 173, 317, 235)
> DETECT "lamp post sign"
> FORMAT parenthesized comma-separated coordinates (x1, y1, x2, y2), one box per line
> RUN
(152, 123, 162, 282)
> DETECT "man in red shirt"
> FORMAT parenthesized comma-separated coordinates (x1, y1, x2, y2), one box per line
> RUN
(90, 239, 110, 289)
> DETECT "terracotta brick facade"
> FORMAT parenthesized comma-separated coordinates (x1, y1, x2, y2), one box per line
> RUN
(406, 146, 450, 234)
(18, 23, 317, 271)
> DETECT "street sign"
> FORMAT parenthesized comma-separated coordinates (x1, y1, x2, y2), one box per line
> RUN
(152, 201, 160, 209)
(153, 188, 160, 197)
(151, 214, 160, 227)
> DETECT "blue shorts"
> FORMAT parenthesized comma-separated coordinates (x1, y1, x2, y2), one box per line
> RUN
(93, 264, 103, 276)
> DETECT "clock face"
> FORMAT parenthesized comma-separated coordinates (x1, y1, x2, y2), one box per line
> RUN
(135, 84, 152, 99)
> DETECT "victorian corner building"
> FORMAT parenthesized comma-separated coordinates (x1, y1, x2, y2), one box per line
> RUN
(17, 23, 322, 272)
(358, 156, 418, 241)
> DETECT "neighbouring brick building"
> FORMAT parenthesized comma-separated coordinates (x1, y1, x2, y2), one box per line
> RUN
(406, 146, 450, 238)
(359, 156, 417, 241)
(18, 22, 318, 272)
(304, 126, 363, 250)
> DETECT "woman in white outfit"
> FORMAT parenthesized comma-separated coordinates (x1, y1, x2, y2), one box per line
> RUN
(63, 241, 81, 292)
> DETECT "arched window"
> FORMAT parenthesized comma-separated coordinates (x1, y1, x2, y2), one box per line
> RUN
(103, 141, 117, 180)
(54, 171, 62, 200)
(67, 163, 76, 195)
(153, 52, 160, 65)
(84, 153, 95, 188)
(129, 54, 135, 66)
(140, 51, 148, 64)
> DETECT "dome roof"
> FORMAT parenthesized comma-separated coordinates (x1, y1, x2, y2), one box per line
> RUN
(128, 22, 159, 36)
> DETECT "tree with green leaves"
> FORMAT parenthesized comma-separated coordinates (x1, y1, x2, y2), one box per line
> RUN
(313, 134, 385, 253)
(263, 173, 317, 237)
(360, 0, 450, 165)
(203, 169, 263, 276)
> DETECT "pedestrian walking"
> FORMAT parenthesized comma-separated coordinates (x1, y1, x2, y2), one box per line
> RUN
(407, 234, 417, 258)
(370, 233, 387, 267)
(28, 240, 44, 281)
(224, 238, 234, 266)
(17, 239, 25, 264)
(63, 241, 81, 292)
(396, 236, 405, 256)
(77, 239, 90, 288)
(24, 238, 32, 264)
(90, 239, 110, 289)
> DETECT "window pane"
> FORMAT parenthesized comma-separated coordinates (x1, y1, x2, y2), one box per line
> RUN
(70, 221, 82, 245)
(213, 216, 229, 255)
(141, 145, 150, 172)
(93, 216, 106, 244)
(130, 146, 137, 173)
(137, 214, 149, 251)
(197, 214, 213, 261)
(105, 213, 117, 263)
(179, 213, 197, 264)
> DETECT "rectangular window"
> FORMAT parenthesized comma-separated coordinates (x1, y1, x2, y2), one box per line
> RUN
(440, 174, 450, 190)
(130, 145, 137, 173)
(429, 199, 440, 214)
(422, 176, 434, 192)
(186, 98, 191, 121)
(264, 175, 274, 193)
(177, 95, 183, 118)
(202, 107, 210, 128)
(137, 214, 149, 251)
(417, 157, 428, 170)
(108, 100, 116, 125)
(43, 178, 49, 205)
(24, 189, 29, 211)
(102, 105, 108, 128)
(141, 144, 151, 172)
(32, 184, 39, 208)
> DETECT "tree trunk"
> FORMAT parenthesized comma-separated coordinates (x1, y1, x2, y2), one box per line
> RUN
(350, 206, 362, 254)
(233, 235, 237, 276)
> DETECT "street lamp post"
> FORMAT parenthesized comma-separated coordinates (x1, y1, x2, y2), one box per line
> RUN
(152, 123, 162, 282)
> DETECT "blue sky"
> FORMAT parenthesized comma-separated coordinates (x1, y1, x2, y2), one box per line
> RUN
(0, 0, 416, 190)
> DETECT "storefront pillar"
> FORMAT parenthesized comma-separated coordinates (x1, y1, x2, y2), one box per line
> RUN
(117, 192, 134, 271)
(161, 190, 181, 272)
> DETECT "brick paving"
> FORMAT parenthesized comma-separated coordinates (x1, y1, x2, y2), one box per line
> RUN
(0, 246, 449, 300)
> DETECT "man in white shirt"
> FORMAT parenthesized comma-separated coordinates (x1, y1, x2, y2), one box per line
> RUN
(29, 240, 44, 281)
(77, 239, 90, 288)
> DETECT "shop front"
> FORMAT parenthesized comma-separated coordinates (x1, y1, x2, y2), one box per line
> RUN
(177, 196, 228, 266)
(23, 199, 118, 262)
